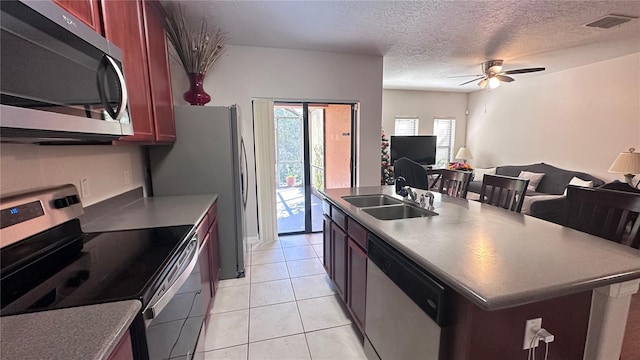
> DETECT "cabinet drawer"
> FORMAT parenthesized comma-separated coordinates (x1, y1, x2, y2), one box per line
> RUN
(322, 199, 331, 216)
(347, 218, 367, 251)
(331, 206, 347, 230)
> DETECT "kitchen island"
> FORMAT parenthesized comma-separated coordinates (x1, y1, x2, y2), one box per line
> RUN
(321, 186, 640, 360)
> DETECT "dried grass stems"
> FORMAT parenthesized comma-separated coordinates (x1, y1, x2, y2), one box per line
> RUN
(162, 3, 227, 75)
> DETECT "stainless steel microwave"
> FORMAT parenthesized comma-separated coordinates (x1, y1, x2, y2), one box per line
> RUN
(0, 0, 133, 143)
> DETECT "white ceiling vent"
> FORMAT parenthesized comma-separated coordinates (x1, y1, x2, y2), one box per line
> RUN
(583, 14, 638, 29)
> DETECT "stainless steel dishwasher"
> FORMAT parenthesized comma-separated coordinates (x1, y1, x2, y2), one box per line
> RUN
(364, 234, 449, 360)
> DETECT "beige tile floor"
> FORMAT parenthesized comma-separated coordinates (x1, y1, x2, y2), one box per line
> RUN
(202, 233, 368, 360)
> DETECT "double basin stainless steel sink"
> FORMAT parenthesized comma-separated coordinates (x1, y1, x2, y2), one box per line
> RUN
(341, 194, 438, 220)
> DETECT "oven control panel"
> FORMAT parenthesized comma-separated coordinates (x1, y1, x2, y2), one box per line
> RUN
(0, 184, 84, 249)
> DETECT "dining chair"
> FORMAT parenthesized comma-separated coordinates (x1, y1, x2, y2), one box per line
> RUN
(438, 169, 472, 198)
(563, 185, 640, 249)
(393, 157, 429, 190)
(479, 174, 530, 213)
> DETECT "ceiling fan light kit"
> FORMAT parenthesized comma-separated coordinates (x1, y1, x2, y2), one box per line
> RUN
(457, 59, 546, 89)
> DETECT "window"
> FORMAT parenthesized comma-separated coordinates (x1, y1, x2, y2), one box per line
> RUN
(433, 118, 456, 168)
(394, 117, 418, 136)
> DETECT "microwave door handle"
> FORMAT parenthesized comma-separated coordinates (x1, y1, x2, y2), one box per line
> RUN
(142, 237, 199, 326)
(96, 57, 117, 119)
(104, 55, 129, 120)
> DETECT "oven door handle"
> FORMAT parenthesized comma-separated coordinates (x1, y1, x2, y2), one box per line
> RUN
(142, 236, 199, 325)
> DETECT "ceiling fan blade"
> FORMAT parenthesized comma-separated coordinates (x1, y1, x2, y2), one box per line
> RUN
(496, 75, 515, 83)
(478, 79, 488, 89)
(447, 74, 483, 78)
(503, 67, 545, 75)
(459, 76, 485, 86)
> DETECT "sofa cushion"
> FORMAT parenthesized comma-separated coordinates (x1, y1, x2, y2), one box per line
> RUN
(496, 163, 604, 195)
(562, 177, 594, 196)
(473, 167, 496, 182)
(519, 171, 545, 191)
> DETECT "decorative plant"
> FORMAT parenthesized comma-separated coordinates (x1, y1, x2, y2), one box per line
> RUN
(381, 129, 394, 185)
(162, 3, 227, 75)
(161, 3, 227, 105)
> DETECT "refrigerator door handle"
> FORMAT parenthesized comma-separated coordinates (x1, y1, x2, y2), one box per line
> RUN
(241, 137, 248, 208)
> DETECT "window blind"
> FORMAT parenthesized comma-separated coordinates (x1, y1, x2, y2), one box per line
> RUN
(394, 118, 418, 136)
(433, 118, 456, 167)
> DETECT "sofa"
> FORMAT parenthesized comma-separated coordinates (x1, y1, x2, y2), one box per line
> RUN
(467, 162, 605, 224)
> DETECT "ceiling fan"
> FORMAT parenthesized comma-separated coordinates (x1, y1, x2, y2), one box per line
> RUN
(456, 60, 545, 89)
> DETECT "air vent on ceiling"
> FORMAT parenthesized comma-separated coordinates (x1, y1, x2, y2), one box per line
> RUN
(584, 14, 637, 29)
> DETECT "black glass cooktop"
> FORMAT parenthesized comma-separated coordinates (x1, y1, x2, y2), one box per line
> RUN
(1, 223, 192, 316)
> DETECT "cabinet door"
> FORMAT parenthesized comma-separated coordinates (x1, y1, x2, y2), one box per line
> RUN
(209, 217, 221, 292)
(348, 239, 367, 333)
(198, 232, 213, 314)
(332, 222, 347, 302)
(107, 329, 134, 360)
(323, 215, 332, 275)
(142, 0, 176, 143)
(53, 0, 102, 33)
(101, 0, 154, 142)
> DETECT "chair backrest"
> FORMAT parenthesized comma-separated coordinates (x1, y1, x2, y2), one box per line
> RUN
(563, 186, 640, 249)
(479, 174, 529, 213)
(393, 157, 429, 190)
(438, 169, 472, 198)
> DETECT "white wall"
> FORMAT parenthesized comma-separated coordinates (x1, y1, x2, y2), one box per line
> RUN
(0, 144, 145, 206)
(170, 45, 383, 237)
(466, 53, 640, 182)
(382, 89, 468, 154)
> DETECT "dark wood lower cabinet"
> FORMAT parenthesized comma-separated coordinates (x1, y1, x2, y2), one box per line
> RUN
(209, 217, 221, 293)
(331, 222, 348, 302)
(323, 215, 332, 275)
(323, 203, 368, 334)
(198, 232, 213, 314)
(107, 329, 134, 360)
(347, 238, 367, 332)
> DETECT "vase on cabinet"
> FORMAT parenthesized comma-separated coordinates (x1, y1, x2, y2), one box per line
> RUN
(184, 73, 211, 106)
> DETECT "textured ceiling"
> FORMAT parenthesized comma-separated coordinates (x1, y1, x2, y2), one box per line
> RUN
(171, 1, 640, 92)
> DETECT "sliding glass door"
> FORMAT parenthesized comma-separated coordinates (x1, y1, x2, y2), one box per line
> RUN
(275, 102, 355, 235)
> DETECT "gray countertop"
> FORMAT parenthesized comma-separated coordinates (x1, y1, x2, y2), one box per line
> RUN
(82, 194, 217, 232)
(321, 186, 640, 311)
(1, 300, 141, 360)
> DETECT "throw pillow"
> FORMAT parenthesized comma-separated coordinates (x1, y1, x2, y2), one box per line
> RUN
(473, 167, 496, 182)
(563, 176, 594, 196)
(518, 171, 545, 191)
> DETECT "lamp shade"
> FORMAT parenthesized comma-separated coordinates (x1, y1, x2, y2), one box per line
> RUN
(608, 148, 640, 175)
(455, 147, 473, 161)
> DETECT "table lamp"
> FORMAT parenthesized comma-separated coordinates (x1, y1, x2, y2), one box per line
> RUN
(455, 147, 473, 164)
(608, 148, 640, 187)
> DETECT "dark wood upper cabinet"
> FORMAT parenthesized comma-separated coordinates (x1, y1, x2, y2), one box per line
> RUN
(101, 0, 155, 142)
(142, 0, 175, 142)
(53, 0, 102, 33)
(96, 0, 175, 144)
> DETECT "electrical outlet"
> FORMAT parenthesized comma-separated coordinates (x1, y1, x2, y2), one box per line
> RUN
(124, 170, 131, 185)
(80, 178, 90, 198)
(523, 318, 542, 350)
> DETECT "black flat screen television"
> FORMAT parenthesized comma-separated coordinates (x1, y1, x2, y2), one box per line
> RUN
(390, 135, 437, 166)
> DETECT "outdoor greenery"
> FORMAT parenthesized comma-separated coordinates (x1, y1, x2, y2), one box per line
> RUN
(275, 108, 303, 186)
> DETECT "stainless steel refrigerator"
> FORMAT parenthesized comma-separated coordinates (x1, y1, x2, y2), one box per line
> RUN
(149, 105, 247, 279)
